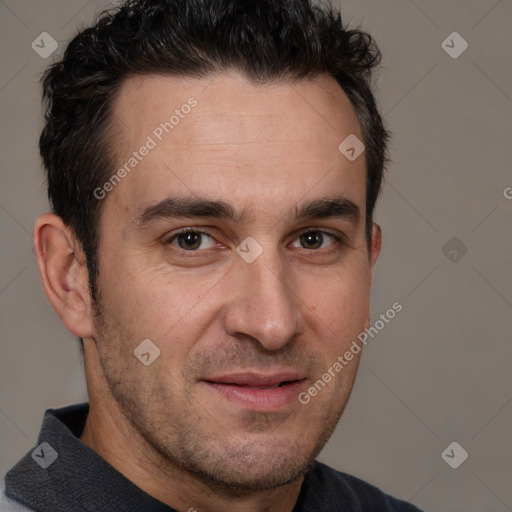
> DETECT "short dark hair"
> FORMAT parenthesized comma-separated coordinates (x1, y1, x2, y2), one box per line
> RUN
(40, 0, 388, 301)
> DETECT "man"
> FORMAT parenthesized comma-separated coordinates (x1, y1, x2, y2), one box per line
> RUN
(1, 0, 422, 510)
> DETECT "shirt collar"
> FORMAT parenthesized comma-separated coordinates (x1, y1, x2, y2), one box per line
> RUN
(5, 403, 176, 512)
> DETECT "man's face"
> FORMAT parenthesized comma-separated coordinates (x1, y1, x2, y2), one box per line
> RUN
(90, 73, 379, 491)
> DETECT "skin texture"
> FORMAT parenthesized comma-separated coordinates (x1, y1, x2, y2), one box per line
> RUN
(34, 72, 381, 512)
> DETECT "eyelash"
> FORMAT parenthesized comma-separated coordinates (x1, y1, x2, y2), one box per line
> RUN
(163, 228, 220, 254)
(164, 227, 346, 253)
(291, 229, 346, 254)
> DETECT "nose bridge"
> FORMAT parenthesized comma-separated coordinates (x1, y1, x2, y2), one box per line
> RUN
(224, 248, 302, 350)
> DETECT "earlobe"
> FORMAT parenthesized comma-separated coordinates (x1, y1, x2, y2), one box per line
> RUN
(34, 213, 94, 338)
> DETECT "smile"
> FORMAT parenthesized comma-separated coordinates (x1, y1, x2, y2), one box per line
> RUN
(202, 372, 307, 411)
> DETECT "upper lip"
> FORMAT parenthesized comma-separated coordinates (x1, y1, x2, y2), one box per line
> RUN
(203, 371, 306, 387)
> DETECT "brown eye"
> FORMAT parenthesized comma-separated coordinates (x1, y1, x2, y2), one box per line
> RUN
(293, 230, 337, 250)
(300, 232, 323, 249)
(170, 231, 216, 251)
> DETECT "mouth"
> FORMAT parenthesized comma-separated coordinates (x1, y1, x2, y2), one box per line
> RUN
(201, 372, 307, 411)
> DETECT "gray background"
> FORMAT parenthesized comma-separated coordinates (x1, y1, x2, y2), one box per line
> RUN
(1, 1, 511, 510)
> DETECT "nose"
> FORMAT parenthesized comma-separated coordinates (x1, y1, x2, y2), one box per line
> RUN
(223, 251, 304, 351)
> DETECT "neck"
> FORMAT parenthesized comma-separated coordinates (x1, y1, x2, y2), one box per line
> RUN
(79, 343, 304, 512)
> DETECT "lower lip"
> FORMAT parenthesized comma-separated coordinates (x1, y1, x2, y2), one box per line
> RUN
(203, 380, 305, 411)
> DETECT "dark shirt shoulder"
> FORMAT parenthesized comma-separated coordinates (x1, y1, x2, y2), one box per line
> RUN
(294, 461, 423, 512)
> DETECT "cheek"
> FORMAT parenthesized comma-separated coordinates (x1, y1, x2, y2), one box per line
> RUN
(96, 261, 227, 373)
(299, 263, 371, 333)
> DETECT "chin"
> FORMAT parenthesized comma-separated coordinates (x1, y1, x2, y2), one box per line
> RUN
(192, 450, 314, 495)
(172, 430, 322, 495)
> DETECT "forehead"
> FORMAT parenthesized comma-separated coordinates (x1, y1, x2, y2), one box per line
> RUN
(105, 72, 365, 222)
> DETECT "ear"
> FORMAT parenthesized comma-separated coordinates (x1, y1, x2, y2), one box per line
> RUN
(369, 222, 382, 279)
(34, 213, 94, 338)
(363, 223, 382, 332)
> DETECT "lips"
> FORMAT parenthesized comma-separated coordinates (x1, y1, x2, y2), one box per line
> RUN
(201, 371, 307, 411)
(205, 372, 305, 388)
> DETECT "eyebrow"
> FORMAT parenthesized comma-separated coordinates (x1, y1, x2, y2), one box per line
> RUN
(133, 197, 243, 227)
(133, 195, 360, 227)
(294, 197, 360, 224)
